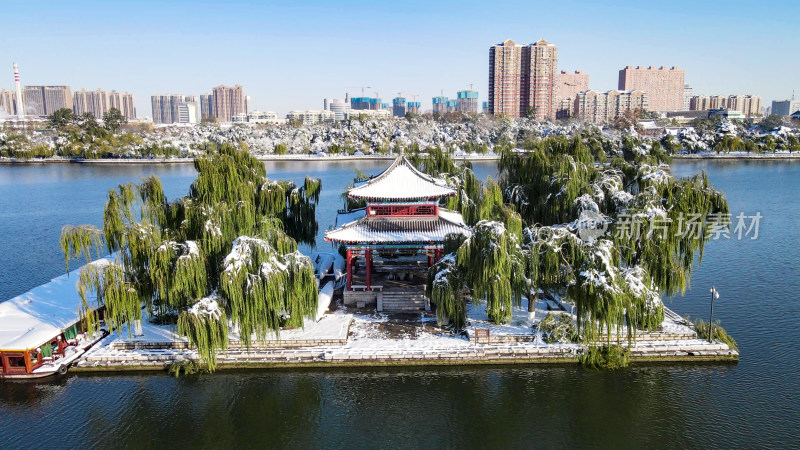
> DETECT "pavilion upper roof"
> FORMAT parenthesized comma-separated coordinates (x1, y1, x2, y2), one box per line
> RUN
(325, 211, 469, 245)
(348, 155, 456, 201)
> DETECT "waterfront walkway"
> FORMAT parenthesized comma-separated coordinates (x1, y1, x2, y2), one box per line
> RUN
(72, 305, 737, 372)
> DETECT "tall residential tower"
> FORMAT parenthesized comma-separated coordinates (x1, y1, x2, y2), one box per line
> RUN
(211, 85, 246, 122)
(488, 39, 558, 120)
(618, 66, 685, 112)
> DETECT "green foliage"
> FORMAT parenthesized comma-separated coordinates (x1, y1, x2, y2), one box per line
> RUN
(426, 255, 466, 329)
(538, 313, 577, 344)
(759, 114, 785, 131)
(220, 237, 316, 346)
(168, 360, 209, 377)
(62, 143, 320, 369)
(456, 220, 524, 323)
(46, 108, 75, 130)
(0, 131, 34, 158)
(177, 299, 228, 370)
(102, 108, 126, 133)
(417, 134, 727, 350)
(274, 143, 288, 155)
(580, 344, 630, 370)
(694, 318, 738, 350)
(60, 225, 105, 272)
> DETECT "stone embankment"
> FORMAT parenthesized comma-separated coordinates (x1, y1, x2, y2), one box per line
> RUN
(71, 308, 738, 373)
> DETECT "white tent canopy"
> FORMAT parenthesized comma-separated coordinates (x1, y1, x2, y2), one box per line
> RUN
(0, 259, 109, 351)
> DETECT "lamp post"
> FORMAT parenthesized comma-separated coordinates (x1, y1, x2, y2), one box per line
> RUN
(708, 286, 720, 343)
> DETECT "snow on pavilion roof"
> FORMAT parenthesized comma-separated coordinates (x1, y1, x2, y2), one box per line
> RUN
(325, 212, 470, 245)
(0, 259, 109, 351)
(348, 155, 456, 201)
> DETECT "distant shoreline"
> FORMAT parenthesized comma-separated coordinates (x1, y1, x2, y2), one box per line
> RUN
(2, 153, 800, 165)
(0, 154, 502, 165)
(672, 153, 800, 160)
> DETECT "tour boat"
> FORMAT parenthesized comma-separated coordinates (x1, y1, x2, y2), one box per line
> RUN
(0, 261, 110, 379)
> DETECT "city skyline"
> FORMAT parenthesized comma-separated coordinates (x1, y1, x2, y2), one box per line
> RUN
(2, 0, 798, 117)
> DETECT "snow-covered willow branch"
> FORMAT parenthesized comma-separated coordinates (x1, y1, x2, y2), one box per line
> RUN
(59, 143, 321, 369)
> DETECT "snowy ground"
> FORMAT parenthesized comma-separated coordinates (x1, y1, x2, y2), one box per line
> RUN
(76, 300, 729, 370)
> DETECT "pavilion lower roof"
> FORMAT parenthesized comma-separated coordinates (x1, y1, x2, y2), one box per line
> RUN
(325, 214, 470, 244)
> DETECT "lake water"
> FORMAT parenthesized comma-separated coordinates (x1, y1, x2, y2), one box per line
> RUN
(0, 159, 798, 447)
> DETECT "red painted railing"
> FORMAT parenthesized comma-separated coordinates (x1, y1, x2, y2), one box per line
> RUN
(367, 204, 437, 217)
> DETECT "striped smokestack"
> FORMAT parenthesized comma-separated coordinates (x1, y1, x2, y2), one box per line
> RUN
(13, 62, 24, 119)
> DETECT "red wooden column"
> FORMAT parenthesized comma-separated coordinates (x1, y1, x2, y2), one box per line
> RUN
(428, 254, 433, 267)
(434, 248, 442, 262)
(365, 248, 372, 290)
(346, 248, 353, 291)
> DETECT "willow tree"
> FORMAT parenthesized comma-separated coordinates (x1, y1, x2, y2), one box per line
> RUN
(423, 134, 728, 347)
(497, 135, 727, 343)
(60, 143, 321, 369)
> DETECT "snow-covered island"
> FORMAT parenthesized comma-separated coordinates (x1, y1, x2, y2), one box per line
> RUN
(2, 143, 739, 377)
(1, 115, 799, 161)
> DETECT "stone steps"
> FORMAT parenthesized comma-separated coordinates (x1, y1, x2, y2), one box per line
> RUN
(380, 291, 429, 312)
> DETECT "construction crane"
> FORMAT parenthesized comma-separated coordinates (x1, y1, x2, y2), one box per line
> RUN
(348, 86, 371, 98)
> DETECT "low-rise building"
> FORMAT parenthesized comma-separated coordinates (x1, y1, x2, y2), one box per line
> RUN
(572, 90, 648, 124)
(771, 99, 800, 116)
(343, 109, 391, 120)
(286, 110, 335, 124)
(176, 102, 199, 124)
(708, 109, 744, 119)
(232, 111, 285, 124)
(323, 97, 352, 121)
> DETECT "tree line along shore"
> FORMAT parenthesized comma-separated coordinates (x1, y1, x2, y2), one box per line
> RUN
(1, 108, 799, 161)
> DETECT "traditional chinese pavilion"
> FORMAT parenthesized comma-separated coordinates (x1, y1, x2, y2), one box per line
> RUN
(325, 155, 470, 312)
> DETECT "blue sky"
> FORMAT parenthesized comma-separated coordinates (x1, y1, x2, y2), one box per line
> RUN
(3, 0, 797, 116)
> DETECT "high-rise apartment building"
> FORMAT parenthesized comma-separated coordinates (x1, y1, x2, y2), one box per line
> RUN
(0, 89, 17, 115)
(572, 90, 648, 124)
(23, 86, 72, 116)
(709, 95, 727, 110)
(683, 85, 693, 110)
(151, 94, 197, 124)
(432, 96, 448, 114)
(690, 95, 709, 111)
(690, 94, 762, 117)
(555, 70, 589, 118)
(726, 95, 761, 117)
(618, 66, 685, 111)
(108, 91, 136, 120)
(488, 39, 524, 117)
(555, 70, 589, 103)
(211, 85, 246, 122)
(392, 97, 406, 117)
(73, 88, 113, 119)
(521, 39, 558, 120)
(200, 94, 214, 122)
(406, 101, 421, 115)
(488, 38, 558, 119)
(456, 90, 479, 113)
(350, 97, 381, 111)
(771, 99, 800, 116)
